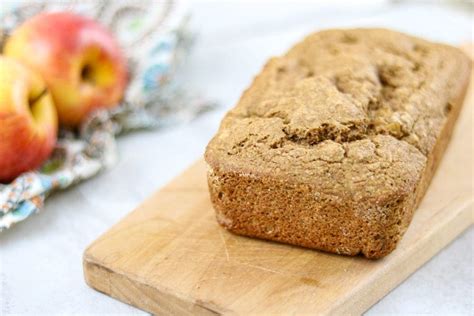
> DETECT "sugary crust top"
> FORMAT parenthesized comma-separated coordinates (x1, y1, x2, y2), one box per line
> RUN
(205, 28, 471, 202)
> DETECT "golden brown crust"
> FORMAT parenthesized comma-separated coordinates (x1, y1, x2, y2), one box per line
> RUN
(205, 28, 472, 259)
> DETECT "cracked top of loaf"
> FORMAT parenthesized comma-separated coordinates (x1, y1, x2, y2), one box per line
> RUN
(205, 28, 470, 203)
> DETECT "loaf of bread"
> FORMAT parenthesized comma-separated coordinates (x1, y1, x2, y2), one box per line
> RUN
(205, 28, 471, 259)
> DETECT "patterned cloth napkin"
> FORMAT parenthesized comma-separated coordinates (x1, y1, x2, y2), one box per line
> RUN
(0, 0, 216, 230)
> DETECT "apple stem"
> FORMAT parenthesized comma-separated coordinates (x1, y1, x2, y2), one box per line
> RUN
(81, 64, 95, 84)
(29, 89, 48, 108)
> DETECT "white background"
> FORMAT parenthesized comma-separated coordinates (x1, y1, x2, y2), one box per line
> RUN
(1, 1, 473, 314)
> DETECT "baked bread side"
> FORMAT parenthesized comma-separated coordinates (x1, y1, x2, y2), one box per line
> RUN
(205, 28, 471, 259)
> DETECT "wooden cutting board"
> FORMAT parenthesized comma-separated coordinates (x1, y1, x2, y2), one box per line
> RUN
(83, 65, 473, 316)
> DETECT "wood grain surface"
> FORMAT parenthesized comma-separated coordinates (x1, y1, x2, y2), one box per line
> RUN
(83, 50, 473, 315)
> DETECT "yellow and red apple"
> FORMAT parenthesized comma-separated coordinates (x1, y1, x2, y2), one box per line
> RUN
(0, 57, 57, 183)
(4, 12, 127, 128)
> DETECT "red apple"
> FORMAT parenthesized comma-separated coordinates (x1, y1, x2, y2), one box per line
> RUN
(0, 57, 58, 183)
(4, 12, 127, 127)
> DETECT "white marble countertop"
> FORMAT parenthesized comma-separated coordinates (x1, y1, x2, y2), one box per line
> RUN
(1, 1, 473, 314)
